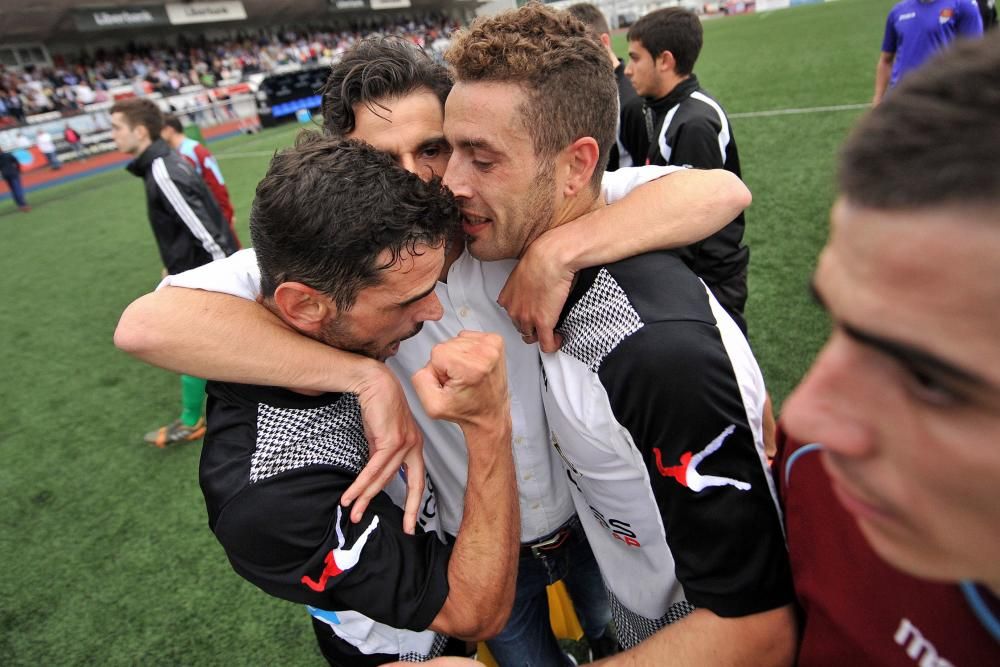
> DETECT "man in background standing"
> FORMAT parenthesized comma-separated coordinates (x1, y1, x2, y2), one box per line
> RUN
(620, 7, 749, 335)
(161, 115, 241, 248)
(35, 129, 61, 170)
(874, 0, 982, 106)
(110, 98, 238, 447)
(64, 125, 85, 160)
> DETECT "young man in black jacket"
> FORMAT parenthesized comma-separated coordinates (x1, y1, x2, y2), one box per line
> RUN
(111, 97, 237, 447)
(621, 8, 749, 334)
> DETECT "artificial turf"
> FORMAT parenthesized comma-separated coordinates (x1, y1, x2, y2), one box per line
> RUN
(1, 0, 895, 663)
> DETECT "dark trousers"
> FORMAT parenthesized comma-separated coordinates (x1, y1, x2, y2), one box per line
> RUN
(3, 174, 27, 207)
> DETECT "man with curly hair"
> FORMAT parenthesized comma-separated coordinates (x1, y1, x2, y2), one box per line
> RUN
(441, 5, 796, 663)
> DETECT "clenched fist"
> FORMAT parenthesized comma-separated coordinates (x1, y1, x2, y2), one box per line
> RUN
(412, 331, 511, 434)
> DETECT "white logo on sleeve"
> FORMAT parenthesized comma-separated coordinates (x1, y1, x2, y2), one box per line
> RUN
(653, 425, 751, 492)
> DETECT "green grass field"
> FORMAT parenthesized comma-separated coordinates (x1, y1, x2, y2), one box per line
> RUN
(0, 0, 895, 663)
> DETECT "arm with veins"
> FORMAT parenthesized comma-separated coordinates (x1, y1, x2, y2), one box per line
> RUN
(114, 284, 425, 533)
(498, 167, 751, 352)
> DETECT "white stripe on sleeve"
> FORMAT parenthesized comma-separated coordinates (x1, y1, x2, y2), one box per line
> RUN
(151, 157, 226, 261)
(689, 91, 731, 164)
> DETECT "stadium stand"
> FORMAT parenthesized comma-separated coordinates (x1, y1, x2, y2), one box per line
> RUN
(0, 4, 463, 164)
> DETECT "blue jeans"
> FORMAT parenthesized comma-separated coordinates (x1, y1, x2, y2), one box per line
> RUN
(486, 517, 611, 666)
(4, 174, 26, 207)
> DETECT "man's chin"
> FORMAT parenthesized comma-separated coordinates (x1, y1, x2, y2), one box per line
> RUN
(465, 236, 506, 262)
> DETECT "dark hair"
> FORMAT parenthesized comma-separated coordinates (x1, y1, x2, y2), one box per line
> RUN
(446, 3, 617, 191)
(839, 33, 1000, 210)
(566, 3, 611, 38)
(627, 7, 703, 76)
(320, 37, 452, 137)
(162, 114, 183, 133)
(110, 98, 164, 137)
(251, 132, 459, 309)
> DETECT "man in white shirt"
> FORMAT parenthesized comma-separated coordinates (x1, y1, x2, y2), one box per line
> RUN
(35, 129, 61, 170)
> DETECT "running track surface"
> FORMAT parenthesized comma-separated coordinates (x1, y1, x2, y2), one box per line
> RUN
(0, 119, 248, 201)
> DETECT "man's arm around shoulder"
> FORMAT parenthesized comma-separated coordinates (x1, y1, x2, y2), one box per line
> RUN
(594, 605, 797, 666)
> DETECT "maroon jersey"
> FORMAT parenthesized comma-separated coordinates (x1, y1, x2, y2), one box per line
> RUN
(775, 434, 1000, 665)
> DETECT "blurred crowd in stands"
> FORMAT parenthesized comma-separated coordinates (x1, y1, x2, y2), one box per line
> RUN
(0, 15, 459, 127)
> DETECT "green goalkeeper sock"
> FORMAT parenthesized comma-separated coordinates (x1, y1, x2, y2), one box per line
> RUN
(180, 375, 207, 427)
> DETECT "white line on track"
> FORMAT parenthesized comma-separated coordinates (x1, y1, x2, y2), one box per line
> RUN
(729, 103, 870, 119)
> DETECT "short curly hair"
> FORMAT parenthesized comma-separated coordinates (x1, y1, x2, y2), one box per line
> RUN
(445, 3, 617, 191)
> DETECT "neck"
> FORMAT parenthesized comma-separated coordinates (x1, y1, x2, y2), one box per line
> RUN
(548, 188, 605, 235)
(652, 72, 690, 100)
(134, 137, 153, 156)
(166, 135, 183, 150)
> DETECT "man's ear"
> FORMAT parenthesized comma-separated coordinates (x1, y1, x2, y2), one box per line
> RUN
(560, 136, 601, 198)
(272, 282, 335, 334)
(656, 50, 677, 75)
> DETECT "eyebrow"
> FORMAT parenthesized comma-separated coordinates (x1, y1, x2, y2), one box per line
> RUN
(455, 137, 500, 153)
(809, 282, 988, 388)
(397, 282, 437, 308)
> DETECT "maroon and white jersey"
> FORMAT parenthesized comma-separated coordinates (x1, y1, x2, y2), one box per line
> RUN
(777, 435, 1000, 666)
(540, 251, 794, 649)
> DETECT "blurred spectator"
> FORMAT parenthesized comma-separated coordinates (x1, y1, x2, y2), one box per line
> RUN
(64, 125, 85, 159)
(977, 0, 998, 29)
(0, 148, 30, 212)
(34, 130, 61, 170)
(0, 15, 460, 123)
(5, 91, 26, 124)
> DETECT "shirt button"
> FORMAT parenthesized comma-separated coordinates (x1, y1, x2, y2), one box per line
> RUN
(458, 306, 469, 317)
(530, 503, 540, 510)
(524, 472, 534, 481)
(513, 436, 524, 445)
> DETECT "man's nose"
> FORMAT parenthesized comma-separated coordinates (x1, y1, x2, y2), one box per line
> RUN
(442, 153, 470, 200)
(419, 291, 444, 323)
(781, 333, 876, 460)
(399, 154, 418, 175)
